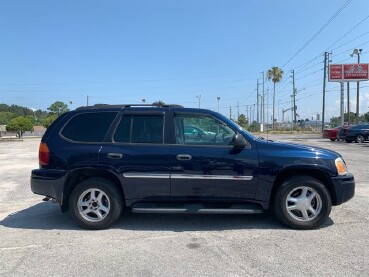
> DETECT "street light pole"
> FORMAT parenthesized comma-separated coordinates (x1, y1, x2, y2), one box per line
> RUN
(217, 97, 220, 113)
(196, 95, 202, 108)
(256, 79, 259, 124)
(351, 49, 362, 124)
(261, 71, 265, 131)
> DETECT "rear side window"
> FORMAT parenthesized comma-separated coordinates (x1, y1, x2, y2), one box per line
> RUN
(61, 112, 117, 142)
(114, 115, 164, 144)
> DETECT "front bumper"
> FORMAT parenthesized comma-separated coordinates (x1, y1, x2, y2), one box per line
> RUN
(330, 173, 355, 205)
(30, 169, 67, 205)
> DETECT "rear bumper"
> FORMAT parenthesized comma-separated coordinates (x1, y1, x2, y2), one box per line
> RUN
(30, 169, 67, 205)
(322, 133, 336, 140)
(330, 173, 355, 205)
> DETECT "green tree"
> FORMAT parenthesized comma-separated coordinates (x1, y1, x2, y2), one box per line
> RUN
(237, 114, 248, 128)
(0, 112, 16, 125)
(43, 114, 58, 128)
(248, 121, 260, 132)
(6, 116, 34, 137)
(363, 112, 369, 122)
(47, 101, 69, 116)
(330, 112, 367, 126)
(267, 67, 284, 130)
(152, 101, 165, 106)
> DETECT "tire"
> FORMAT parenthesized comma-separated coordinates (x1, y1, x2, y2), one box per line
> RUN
(330, 139, 336, 141)
(355, 135, 365, 143)
(273, 176, 332, 230)
(345, 139, 353, 143)
(69, 178, 123, 230)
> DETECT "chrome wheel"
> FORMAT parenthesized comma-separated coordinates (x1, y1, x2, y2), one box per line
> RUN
(286, 186, 322, 222)
(356, 135, 365, 143)
(77, 188, 111, 222)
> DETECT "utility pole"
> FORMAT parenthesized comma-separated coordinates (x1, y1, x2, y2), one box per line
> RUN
(322, 52, 328, 132)
(256, 79, 259, 124)
(237, 101, 240, 120)
(86, 95, 89, 106)
(249, 105, 252, 124)
(350, 49, 362, 123)
(245, 106, 249, 123)
(217, 97, 220, 113)
(229, 106, 232, 120)
(196, 95, 202, 108)
(261, 72, 265, 131)
(291, 70, 296, 124)
(340, 82, 344, 126)
(347, 83, 350, 125)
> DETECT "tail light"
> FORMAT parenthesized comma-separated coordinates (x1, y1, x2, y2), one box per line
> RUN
(39, 143, 50, 166)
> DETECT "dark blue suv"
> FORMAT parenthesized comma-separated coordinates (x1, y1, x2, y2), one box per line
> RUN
(31, 104, 355, 230)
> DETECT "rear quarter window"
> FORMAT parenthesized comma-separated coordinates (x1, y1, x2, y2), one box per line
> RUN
(61, 112, 117, 142)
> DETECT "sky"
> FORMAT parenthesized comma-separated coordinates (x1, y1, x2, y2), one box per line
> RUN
(0, 0, 369, 123)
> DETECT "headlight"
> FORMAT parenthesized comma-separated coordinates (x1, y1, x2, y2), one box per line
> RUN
(335, 157, 348, 175)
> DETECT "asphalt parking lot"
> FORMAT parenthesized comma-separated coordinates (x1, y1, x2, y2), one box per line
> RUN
(0, 135, 368, 276)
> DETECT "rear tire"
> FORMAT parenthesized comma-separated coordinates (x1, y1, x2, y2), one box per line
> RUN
(345, 139, 353, 143)
(69, 178, 123, 230)
(330, 139, 336, 141)
(355, 135, 365, 143)
(274, 176, 332, 230)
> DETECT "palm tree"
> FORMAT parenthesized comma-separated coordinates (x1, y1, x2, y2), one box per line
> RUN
(267, 67, 284, 130)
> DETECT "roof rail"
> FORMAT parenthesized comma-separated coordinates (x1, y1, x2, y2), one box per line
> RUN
(76, 104, 184, 110)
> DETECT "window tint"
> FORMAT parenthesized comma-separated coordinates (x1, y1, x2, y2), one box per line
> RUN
(62, 112, 117, 142)
(114, 116, 131, 143)
(174, 114, 235, 146)
(114, 115, 164, 144)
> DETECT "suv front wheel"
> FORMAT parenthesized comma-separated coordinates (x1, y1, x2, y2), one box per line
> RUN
(274, 176, 332, 230)
(69, 178, 123, 229)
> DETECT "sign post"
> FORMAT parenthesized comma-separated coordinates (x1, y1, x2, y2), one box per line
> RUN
(329, 63, 368, 125)
(340, 82, 344, 126)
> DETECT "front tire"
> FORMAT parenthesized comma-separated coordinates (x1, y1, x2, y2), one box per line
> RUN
(69, 178, 123, 230)
(274, 176, 332, 230)
(345, 139, 353, 143)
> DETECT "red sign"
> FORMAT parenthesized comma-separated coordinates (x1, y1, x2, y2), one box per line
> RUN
(343, 64, 368, 80)
(329, 64, 343, 80)
(329, 64, 369, 82)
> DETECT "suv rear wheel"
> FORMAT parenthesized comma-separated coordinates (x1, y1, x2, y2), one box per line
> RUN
(69, 178, 123, 229)
(274, 176, 331, 229)
(355, 134, 365, 143)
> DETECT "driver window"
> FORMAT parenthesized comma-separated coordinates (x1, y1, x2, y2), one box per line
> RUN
(174, 114, 235, 146)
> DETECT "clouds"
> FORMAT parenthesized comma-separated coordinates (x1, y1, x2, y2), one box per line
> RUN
(325, 89, 369, 120)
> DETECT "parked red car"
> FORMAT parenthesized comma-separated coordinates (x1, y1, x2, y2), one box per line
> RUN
(322, 126, 349, 141)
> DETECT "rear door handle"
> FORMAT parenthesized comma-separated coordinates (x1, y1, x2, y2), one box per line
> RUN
(107, 153, 123, 159)
(176, 154, 192, 161)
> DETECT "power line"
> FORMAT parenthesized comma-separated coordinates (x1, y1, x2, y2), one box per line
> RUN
(326, 15, 369, 51)
(282, 0, 353, 68)
(330, 31, 369, 52)
(334, 50, 368, 63)
(296, 60, 324, 75)
(295, 68, 324, 80)
(332, 40, 369, 58)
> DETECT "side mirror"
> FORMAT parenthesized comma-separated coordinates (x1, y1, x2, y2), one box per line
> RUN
(231, 134, 247, 148)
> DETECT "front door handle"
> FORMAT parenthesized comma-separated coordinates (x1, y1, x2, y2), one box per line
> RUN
(107, 153, 123, 159)
(176, 154, 192, 161)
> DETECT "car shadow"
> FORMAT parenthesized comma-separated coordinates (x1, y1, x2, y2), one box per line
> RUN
(0, 202, 334, 231)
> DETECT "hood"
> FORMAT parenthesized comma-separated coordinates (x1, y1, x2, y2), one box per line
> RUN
(257, 138, 341, 159)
